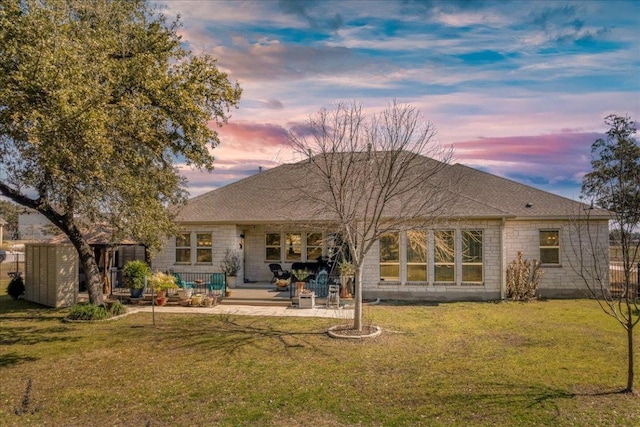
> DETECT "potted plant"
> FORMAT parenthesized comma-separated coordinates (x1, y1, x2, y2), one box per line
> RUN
(220, 248, 241, 288)
(122, 260, 150, 298)
(291, 269, 310, 295)
(148, 271, 178, 305)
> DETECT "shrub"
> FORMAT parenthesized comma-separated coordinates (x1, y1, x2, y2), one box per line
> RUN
(66, 303, 110, 321)
(7, 275, 25, 300)
(506, 251, 543, 301)
(109, 301, 127, 317)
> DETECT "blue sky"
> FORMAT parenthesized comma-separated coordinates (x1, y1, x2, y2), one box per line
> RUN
(158, 0, 640, 200)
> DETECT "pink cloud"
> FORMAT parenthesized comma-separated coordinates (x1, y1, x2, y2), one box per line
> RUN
(453, 131, 604, 192)
(215, 121, 289, 151)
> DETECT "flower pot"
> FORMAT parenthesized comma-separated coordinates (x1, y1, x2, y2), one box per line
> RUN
(203, 297, 213, 307)
(190, 295, 203, 306)
(177, 289, 192, 300)
(156, 290, 167, 299)
(130, 287, 145, 299)
(225, 290, 232, 297)
(156, 296, 168, 306)
(296, 281, 305, 295)
(227, 275, 237, 288)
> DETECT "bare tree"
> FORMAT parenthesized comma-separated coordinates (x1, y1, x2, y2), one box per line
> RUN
(570, 114, 639, 393)
(288, 101, 457, 331)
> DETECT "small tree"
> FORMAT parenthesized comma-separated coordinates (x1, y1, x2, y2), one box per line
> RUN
(288, 101, 458, 331)
(574, 114, 639, 393)
(506, 252, 543, 301)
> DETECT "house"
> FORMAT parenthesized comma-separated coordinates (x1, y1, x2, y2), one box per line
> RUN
(152, 154, 611, 301)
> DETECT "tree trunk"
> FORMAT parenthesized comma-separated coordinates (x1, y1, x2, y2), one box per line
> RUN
(353, 267, 363, 331)
(626, 320, 635, 393)
(66, 224, 104, 306)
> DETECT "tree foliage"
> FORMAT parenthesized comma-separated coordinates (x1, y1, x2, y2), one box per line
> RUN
(288, 101, 457, 331)
(0, 0, 241, 305)
(577, 114, 639, 393)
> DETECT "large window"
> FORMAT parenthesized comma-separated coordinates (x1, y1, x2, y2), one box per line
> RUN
(286, 233, 302, 261)
(406, 230, 427, 282)
(540, 230, 560, 264)
(196, 233, 212, 263)
(434, 230, 455, 282)
(175, 233, 191, 264)
(462, 230, 483, 283)
(266, 233, 281, 261)
(306, 233, 323, 261)
(380, 232, 400, 281)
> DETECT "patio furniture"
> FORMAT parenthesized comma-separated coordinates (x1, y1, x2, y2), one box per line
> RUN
(269, 263, 291, 283)
(308, 268, 329, 297)
(327, 284, 340, 308)
(172, 272, 194, 289)
(208, 273, 226, 295)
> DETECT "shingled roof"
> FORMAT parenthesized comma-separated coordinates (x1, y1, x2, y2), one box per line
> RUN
(177, 153, 610, 224)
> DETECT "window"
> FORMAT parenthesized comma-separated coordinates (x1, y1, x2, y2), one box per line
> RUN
(196, 233, 212, 263)
(286, 233, 302, 261)
(175, 233, 191, 263)
(434, 230, 455, 282)
(406, 230, 427, 281)
(306, 233, 323, 261)
(462, 230, 483, 283)
(380, 232, 400, 281)
(266, 233, 281, 261)
(540, 230, 560, 264)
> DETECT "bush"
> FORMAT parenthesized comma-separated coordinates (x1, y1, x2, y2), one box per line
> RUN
(7, 275, 25, 300)
(109, 301, 127, 317)
(66, 304, 110, 321)
(506, 251, 543, 301)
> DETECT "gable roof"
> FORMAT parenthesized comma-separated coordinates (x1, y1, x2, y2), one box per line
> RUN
(177, 153, 610, 224)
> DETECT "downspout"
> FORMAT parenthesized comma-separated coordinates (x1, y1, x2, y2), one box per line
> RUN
(500, 217, 506, 300)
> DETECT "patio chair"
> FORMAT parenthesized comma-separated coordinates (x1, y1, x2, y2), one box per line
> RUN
(172, 272, 193, 289)
(269, 263, 291, 283)
(208, 273, 226, 295)
(308, 268, 329, 297)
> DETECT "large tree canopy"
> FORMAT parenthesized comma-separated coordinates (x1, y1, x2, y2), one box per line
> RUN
(0, 0, 241, 304)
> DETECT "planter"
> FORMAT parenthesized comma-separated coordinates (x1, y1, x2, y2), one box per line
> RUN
(203, 296, 214, 307)
(156, 296, 168, 306)
(130, 287, 145, 299)
(178, 299, 191, 307)
(177, 289, 193, 300)
(225, 290, 232, 297)
(190, 295, 203, 306)
(156, 290, 167, 299)
(296, 281, 305, 295)
(299, 292, 315, 309)
(227, 275, 237, 288)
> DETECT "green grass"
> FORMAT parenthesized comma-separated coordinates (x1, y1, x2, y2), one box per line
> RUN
(0, 282, 638, 426)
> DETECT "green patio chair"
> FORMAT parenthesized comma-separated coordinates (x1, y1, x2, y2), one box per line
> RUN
(172, 272, 193, 289)
(208, 273, 226, 295)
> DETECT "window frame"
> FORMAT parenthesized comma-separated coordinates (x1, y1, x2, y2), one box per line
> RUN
(195, 233, 213, 264)
(434, 230, 456, 283)
(379, 232, 400, 282)
(406, 230, 427, 282)
(265, 233, 282, 261)
(539, 229, 560, 265)
(175, 232, 192, 264)
(306, 232, 323, 262)
(461, 230, 483, 283)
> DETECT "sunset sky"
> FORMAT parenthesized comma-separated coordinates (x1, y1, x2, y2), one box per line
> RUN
(158, 0, 640, 200)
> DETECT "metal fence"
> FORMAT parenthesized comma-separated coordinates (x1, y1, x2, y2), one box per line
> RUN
(111, 269, 226, 297)
(609, 262, 640, 298)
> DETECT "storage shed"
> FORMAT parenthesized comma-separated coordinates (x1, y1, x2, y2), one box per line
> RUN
(24, 243, 78, 308)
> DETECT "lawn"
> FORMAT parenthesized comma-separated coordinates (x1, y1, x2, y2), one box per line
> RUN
(0, 286, 638, 426)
